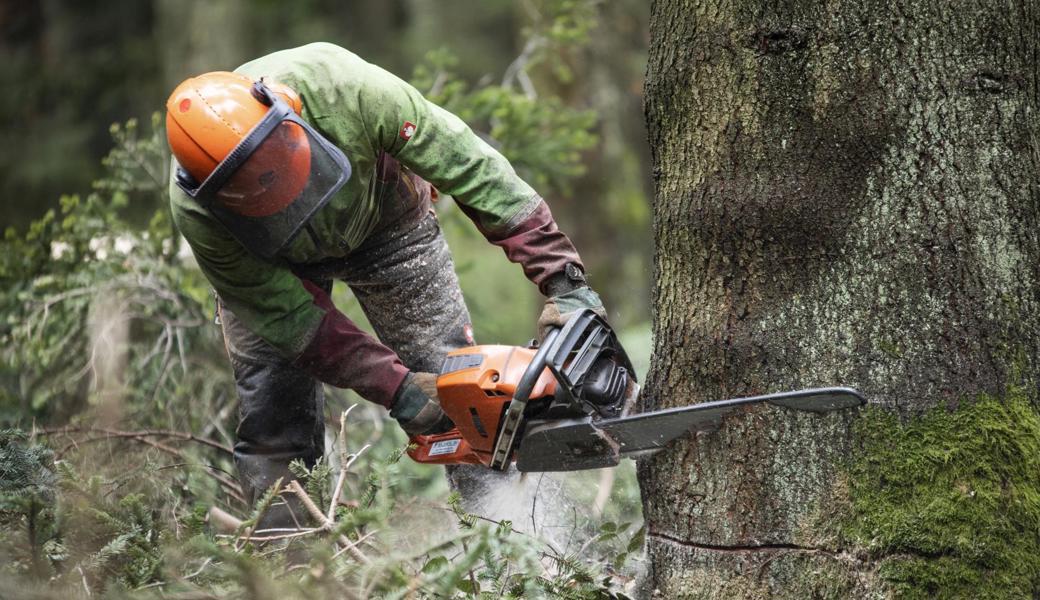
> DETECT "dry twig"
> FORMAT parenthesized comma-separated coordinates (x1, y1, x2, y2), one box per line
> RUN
(38, 425, 232, 455)
(265, 407, 377, 565)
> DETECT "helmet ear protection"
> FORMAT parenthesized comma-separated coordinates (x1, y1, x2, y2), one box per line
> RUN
(264, 80, 303, 115)
(166, 73, 351, 259)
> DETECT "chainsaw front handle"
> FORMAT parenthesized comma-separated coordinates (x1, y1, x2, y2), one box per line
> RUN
(515, 328, 563, 408)
(488, 327, 561, 470)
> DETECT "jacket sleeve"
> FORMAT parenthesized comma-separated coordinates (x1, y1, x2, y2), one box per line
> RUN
(170, 184, 408, 406)
(354, 64, 585, 292)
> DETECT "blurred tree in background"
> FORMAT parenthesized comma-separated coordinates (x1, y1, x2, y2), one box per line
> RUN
(0, 1, 162, 226)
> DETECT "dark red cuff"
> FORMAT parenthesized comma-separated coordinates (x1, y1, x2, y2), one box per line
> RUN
(461, 200, 584, 293)
(292, 280, 409, 408)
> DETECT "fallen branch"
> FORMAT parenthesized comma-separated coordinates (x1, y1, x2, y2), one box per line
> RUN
(208, 507, 243, 534)
(328, 407, 358, 522)
(288, 480, 328, 526)
(284, 480, 372, 565)
(37, 425, 232, 455)
(285, 407, 374, 564)
(39, 425, 244, 504)
(217, 528, 322, 543)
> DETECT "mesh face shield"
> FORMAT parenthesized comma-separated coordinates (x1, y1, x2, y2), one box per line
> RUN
(175, 81, 352, 259)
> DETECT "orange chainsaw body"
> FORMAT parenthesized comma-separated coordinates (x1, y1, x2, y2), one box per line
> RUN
(408, 344, 557, 467)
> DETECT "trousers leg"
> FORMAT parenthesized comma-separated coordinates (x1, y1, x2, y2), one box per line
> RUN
(336, 176, 473, 371)
(218, 301, 325, 529)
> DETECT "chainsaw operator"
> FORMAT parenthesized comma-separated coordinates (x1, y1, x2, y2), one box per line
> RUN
(165, 42, 606, 524)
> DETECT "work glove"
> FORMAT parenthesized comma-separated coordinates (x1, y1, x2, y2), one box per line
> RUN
(390, 372, 455, 436)
(538, 286, 607, 342)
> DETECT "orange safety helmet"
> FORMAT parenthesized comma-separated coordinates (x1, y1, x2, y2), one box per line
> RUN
(166, 71, 310, 218)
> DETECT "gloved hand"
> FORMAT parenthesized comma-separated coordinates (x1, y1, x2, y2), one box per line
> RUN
(390, 372, 455, 436)
(538, 286, 607, 342)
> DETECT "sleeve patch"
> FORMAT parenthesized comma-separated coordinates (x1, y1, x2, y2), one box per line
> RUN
(399, 121, 417, 141)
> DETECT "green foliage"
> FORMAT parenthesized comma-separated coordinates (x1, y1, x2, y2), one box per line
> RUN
(0, 430, 60, 579)
(290, 457, 333, 512)
(413, 55, 597, 194)
(843, 389, 1040, 599)
(516, 0, 602, 84)
(409, 0, 600, 195)
(0, 431, 166, 590)
(0, 115, 230, 427)
(76, 493, 165, 589)
(0, 430, 57, 507)
(0, 424, 639, 599)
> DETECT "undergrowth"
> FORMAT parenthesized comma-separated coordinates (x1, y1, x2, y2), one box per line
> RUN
(0, 426, 641, 599)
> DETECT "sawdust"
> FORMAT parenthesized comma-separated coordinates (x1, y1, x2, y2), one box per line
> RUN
(448, 465, 580, 549)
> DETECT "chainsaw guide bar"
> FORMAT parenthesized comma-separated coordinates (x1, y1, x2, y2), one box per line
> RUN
(515, 387, 866, 472)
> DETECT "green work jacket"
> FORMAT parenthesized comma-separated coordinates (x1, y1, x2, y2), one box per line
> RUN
(170, 43, 542, 357)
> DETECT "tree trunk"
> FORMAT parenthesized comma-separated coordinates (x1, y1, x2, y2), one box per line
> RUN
(639, 0, 1040, 598)
(556, 0, 655, 326)
(154, 0, 246, 88)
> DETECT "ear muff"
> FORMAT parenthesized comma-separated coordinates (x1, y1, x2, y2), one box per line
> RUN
(265, 80, 303, 115)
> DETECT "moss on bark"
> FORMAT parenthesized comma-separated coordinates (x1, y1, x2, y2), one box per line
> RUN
(842, 389, 1040, 598)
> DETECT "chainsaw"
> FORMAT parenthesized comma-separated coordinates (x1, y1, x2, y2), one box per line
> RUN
(408, 310, 865, 472)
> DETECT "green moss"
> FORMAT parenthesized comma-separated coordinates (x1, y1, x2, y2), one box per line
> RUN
(843, 389, 1040, 599)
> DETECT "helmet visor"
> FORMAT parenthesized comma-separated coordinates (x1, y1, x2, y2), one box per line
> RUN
(176, 82, 351, 259)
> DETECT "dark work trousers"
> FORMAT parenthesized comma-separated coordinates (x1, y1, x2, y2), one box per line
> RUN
(217, 167, 474, 528)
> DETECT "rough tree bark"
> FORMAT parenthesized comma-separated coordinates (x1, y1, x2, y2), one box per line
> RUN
(638, 0, 1040, 598)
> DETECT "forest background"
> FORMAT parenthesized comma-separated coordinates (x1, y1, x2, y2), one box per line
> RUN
(0, 0, 654, 598)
